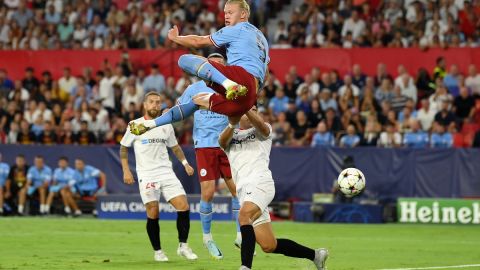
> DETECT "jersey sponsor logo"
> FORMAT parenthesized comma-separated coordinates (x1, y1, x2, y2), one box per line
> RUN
(141, 138, 168, 145)
(231, 133, 256, 145)
(200, 169, 207, 177)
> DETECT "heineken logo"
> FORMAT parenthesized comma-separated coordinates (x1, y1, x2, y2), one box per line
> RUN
(398, 198, 480, 225)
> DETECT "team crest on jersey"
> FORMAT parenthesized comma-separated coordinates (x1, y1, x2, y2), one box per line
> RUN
(200, 169, 207, 177)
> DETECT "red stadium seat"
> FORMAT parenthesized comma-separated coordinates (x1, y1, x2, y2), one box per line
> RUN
(461, 123, 480, 134)
(453, 133, 465, 148)
(464, 132, 475, 147)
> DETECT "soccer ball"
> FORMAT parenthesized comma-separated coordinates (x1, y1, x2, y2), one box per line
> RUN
(337, 168, 366, 197)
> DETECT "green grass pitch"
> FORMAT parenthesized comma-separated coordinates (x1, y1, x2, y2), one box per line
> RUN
(0, 218, 479, 270)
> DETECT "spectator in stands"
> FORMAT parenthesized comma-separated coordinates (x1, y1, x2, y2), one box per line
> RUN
(75, 120, 96, 145)
(417, 98, 437, 131)
(308, 99, 323, 128)
(390, 86, 409, 114)
(378, 122, 402, 148)
(340, 124, 360, 148)
(375, 78, 394, 104)
(37, 120, 57, 145)
(342, 9, 366, 40)
(339, 74, 361, 97)
(416, 68, 435, 100)
(374, 63, 393, 87)
(291, 110, 310, 146)
(311, 121, 335, 147)
(296, 89, 311, 114)
(73, 158, 106, 197)
(5, 154, 29, 215)
(0, 69, 14, 97)
(296, 74, 320, 98)
(339, 85, 359, 113)
(319, 88, 338, 112)
(17, 119, 35, 144)
(47, 156, 81, 216)
(395, 67, 418, 103)
(12, 1, 33, 29)
(465, 64, 480, 97)
(58, 121, 75, 145)
(10, 80, 30, 102)
(360, 86, 380, 117)
(58, 67, 76, 97)
(271, 112, 291, 146)
(269, 88, 289, 116)
(99, 68, 115, 113)
(453, 87, 476, 122)
(361, 121, 379, 146)
(26, 155, 52, 215)
(283, 73, 298, 99)
(429, 84, 453, 112)
(443, 64, 461, 96)
(352, 64, 367, 89)
(430, 123, 453, 148)
(434, 100, 456, 130)
(143, 64, 165, 93)
(433, 56, 447, 80)
(473, 130, 480, 148)
(403, 119, 429, 148)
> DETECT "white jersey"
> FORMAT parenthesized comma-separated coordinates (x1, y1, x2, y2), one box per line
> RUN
(120, 117, 178, 182)
(224, 123, 273, 189)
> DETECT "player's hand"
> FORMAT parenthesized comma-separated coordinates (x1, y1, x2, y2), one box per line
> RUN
(123, 170, 135, 185)
(168, 25, 180, 41)
(129, 122, 149, 135)
(184, 164, 194, 176)
(228, 115, 241, 125)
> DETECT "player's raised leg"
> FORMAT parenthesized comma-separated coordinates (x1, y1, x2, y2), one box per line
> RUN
(169, 194, 198, 260)
(178, 54, 247, 100)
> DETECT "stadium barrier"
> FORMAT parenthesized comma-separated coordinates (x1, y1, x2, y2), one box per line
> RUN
(1, 48, 480, 81)
(398, 198, 480, 225)
(1, 145, 480, 201)
(292, 202, 384, 223)
(97, 194, 233, 220)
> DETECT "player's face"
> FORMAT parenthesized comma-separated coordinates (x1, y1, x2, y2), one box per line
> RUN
(58, 159, 67, 169)
(239, 114, 250, 129)
(144, 95, 162, 118)
(224, 3, 247, 26)
(34, 157, 44, 168)
(75, 160, 84, 171)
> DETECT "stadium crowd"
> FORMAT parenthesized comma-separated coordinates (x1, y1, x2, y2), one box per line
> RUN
(0, 0, 480, 148)
(0, 0, 479, 51)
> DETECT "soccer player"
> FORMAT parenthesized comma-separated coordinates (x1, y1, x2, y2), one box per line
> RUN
(46, 157, 82, 216)
(0, 153, 11, 215)
(5, 154, 29, 215)
(73, 158, 106, 196)
(129, 0, 269, 135)
(26, 155, 52, 215)
(218, 107, 328, 270)
(177, 53, 241, 259)
(120, 91, 198, 262)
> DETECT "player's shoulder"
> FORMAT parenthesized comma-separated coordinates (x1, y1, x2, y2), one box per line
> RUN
(130, 117, 145, 124)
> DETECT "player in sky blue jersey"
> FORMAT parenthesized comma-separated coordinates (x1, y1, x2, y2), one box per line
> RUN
(0, 153, 10, 215)
(26, 155, 52, 215)
(47, 156, 82, 216)
(177, 53, 241, 259)
(74, 158, 106, 197)
(129, 0, 270, 136)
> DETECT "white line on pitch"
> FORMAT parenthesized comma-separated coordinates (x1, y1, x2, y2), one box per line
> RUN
(376, 264, 480, 270)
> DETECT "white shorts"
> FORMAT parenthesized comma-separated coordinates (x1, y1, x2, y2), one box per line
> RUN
(237, 177, 275, 227)
(139, 173, 186, 204)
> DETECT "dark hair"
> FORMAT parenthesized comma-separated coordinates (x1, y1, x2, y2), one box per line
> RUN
(436, 56, 444, 65)
(59, 156, 68, 162)
(17, 154, 25, 159)
(35, 155, 44, 159)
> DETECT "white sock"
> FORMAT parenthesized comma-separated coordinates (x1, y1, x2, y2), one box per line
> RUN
(221, 79, 237, 89)
(45, 205, 51, 213)
(40, 204, 46, 213)
(64, 206, 71, 214)
(74, 209, 82, 215)
(18, 205, 24, 214)
(236, 232, 242, 241)
(0, 207, 3, 214)
(203, 233, 213, 243)
(179, 242, 188, 248)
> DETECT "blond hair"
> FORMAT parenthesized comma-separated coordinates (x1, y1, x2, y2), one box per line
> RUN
(226, 0, 250, 16)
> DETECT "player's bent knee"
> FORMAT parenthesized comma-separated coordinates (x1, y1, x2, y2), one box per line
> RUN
(259, 242, 277, 253)
(145, 202, 159, 219)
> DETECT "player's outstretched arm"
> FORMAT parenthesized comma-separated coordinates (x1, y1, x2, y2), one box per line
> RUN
(171, 145, 194, 176)
(245, 108, 270, 137)
(120, 146, 135, 185)
(219, 116, 240, 149)
(168, 25, 213, 49)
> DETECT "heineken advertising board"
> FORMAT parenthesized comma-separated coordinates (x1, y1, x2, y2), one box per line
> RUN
(398, 198, 480, 225)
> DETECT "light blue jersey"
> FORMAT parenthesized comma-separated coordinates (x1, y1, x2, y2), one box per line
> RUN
(0, 162, 10, 186)
(210, 22, 270, 85)
(430, 133, 453, 148)
(27, 166, 52, 187)
(311, 132, 335, 147)
(53, 167, 76, 184)
(340, 135, 360, 148)
(74, 165, 100, 192)
(177, 81, 228, 148)
(404, 131, 429, 148)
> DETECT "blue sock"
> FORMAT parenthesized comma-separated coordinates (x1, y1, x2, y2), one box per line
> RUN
(199, 200, 213, 235)
(178, 54, 228, 85)
(232, 197, 241, 233)
(153, 101, 198, 127)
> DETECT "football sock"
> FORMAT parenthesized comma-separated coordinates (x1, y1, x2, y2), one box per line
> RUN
(240, 225, 256, 268)
(177, 210, 190, 243)
(18, 205, 24, 214)
(200, 200, 213, 241)
(232, 197, 241, 235)
(153, 101, 198, 127)
(178, 54, 230, 88)
(146, 218, 161, 251)
(273, 238, 315, 261)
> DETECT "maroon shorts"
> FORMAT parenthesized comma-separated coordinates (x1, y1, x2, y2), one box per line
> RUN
(195, 147, 232, 182)
(208, 60, 258, 117)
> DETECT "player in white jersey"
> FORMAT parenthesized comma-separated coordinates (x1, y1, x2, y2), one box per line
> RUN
(120, 91, 198, 262)
(219, 107, 329, 270)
